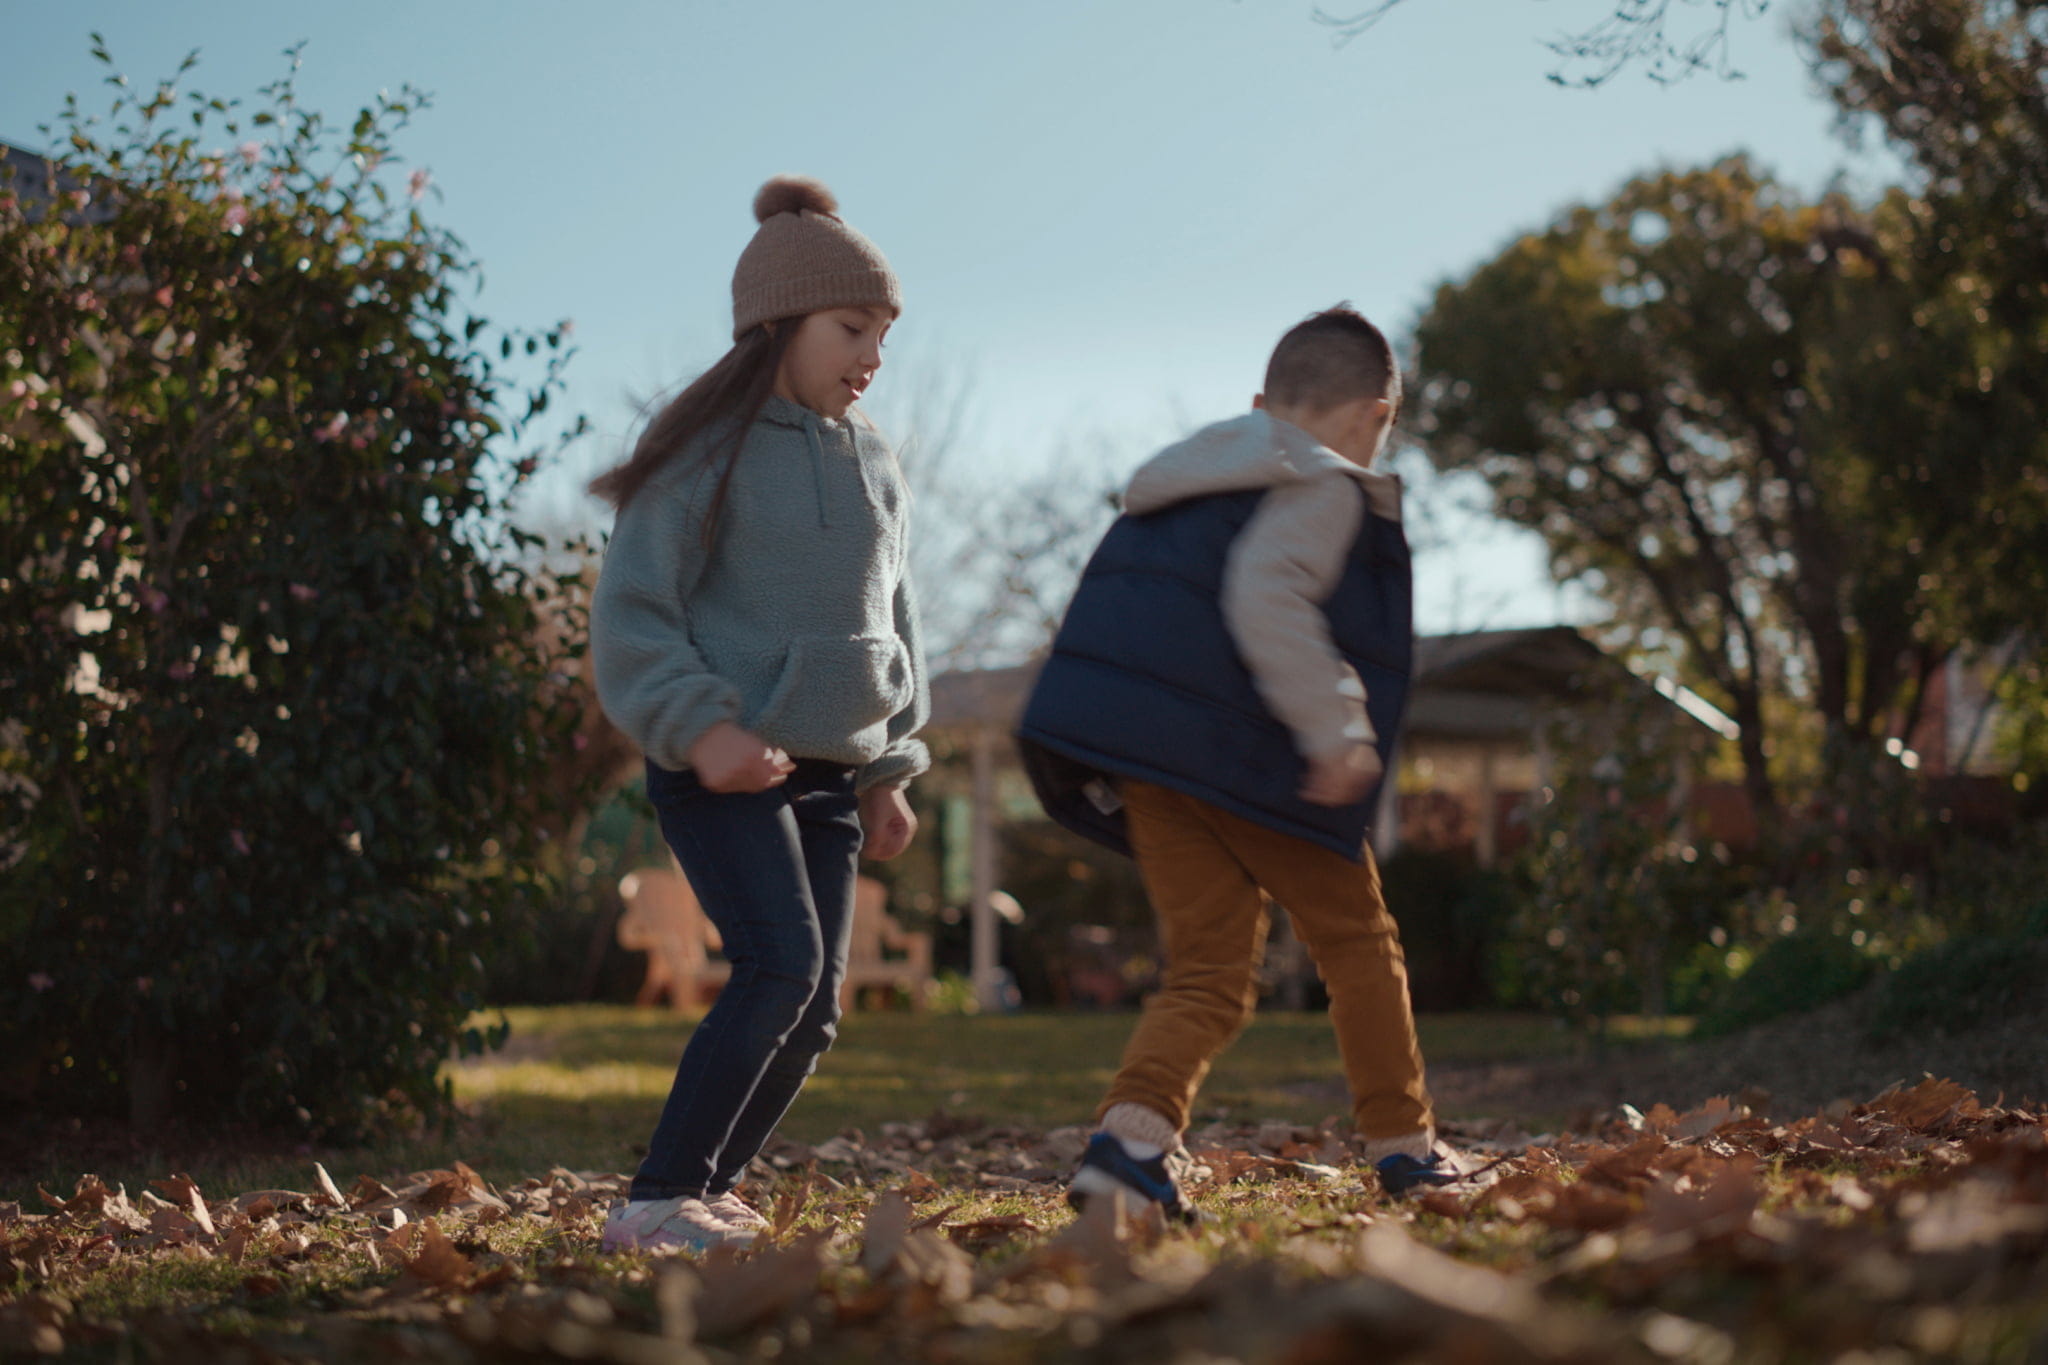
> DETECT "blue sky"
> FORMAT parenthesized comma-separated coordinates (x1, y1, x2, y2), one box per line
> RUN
(3, 0, 1901, 636)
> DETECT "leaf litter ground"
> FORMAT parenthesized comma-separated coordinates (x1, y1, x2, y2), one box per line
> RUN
(5, 1077, 2047, 1362)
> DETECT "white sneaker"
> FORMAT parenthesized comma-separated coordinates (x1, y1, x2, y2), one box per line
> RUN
(704, 1190, 769, 1232)
(599, 1197, 757, 1253)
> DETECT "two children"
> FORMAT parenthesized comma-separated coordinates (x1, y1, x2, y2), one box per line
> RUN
(587, 176, 1444, 1247)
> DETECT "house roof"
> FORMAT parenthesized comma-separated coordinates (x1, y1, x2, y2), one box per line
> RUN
(929, 625, 1639, 738)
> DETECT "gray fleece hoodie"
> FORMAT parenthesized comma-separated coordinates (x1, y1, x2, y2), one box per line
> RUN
(1122, 410, 1402, 764)
(590, 394, 929, 790)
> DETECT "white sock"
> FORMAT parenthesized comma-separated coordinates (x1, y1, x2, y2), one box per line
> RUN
(1100, 1102, 1179, 1158)
(1359, 1129, 1435, 1164)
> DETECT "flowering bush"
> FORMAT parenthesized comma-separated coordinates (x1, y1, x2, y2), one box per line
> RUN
(0, 40, 592, 1134)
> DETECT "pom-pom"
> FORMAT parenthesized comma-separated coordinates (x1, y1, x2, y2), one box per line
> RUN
(753, 175, 838, 223)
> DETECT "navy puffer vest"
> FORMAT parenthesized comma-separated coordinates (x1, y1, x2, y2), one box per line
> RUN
(1017, 488, 1412, 861)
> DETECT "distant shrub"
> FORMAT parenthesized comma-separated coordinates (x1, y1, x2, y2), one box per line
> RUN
(1379, 849, 1518, 1011)
(1693, 929, 1878, 1038)
(1867, 935, 2048, 1043)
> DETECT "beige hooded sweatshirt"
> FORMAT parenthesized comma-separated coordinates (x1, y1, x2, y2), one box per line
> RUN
(1121, 410, 1402, 764)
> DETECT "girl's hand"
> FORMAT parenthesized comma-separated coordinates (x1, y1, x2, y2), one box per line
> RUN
(689, 721, 795, 793)
(860, 786, 917, 860)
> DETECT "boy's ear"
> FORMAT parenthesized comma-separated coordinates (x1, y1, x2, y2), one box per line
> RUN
(1251, 393, 1266, 411)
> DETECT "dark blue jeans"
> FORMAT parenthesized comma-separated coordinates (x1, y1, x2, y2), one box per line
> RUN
(630, 758, 862, 1201)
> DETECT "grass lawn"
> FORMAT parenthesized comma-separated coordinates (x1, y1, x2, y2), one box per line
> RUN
(450, 1005, 1613, 1181)
(2, 1005, 1662, 1208)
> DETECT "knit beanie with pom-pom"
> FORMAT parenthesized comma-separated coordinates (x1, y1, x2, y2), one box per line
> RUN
(730, 175, 900, 339)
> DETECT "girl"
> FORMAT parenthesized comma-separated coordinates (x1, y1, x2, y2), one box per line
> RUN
(587, 176, 927, 1253)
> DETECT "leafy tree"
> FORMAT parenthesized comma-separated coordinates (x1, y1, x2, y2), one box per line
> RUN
(1409, 156, 2038, 818)
(0, 41, 592, 1134)
(1807, 0, 2048, 764)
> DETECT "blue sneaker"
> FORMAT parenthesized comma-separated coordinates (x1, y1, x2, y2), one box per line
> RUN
(1067, 1132, 1200, 1225)
(1373, 1150, 1463, 1197)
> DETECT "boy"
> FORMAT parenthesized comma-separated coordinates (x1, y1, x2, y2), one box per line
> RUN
(1017, 307, 1454, 1220)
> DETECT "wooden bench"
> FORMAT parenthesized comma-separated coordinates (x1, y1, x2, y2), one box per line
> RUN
(841, 875, 934, 1013)
(617, 867, 933, 1013)
(616, 867, 729, 1010)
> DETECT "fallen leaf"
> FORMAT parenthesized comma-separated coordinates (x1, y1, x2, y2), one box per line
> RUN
(400, 1219, 474, 1291)
(312, 1163, 348, 1209)
(1668, 1097, 1743, 1142)
(692, 1232, 828, 1338)
(1641, 1156, 1761, 1240)
(861, 1190, 913, 1276)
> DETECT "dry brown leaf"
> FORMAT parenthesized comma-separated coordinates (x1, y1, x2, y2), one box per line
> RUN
(1668, 1097, 1743, 1142)
(1581, 1136, 1668, 1189)
(39, 1176, 114, 1220)
(860, 1190, 912, 1276)
(312, 1163, 348, 1209)
(146, 1207, 198, 1244)
(1641, 1156, 1761, 1240)
(770, 1168, 815, 1239)
(895, 1228, 975, 1304)
(153, 1174, 215, 1239)
(692, 1231, 828, 1338)
(1527, 1180, 1636, 1232)
(909, 1203, 962, 1236)
(1867, 1078, 1983, 1132)
(401, 1219, 475, 1291)
(221, 1225, 253, 1263)
(945, 1214, 1041, 1252)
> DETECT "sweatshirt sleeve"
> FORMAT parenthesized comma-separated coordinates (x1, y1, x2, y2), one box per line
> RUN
(589, 481, 743, 772)
(1219, 473, 1376, 763)
(856, 566, 932, 791)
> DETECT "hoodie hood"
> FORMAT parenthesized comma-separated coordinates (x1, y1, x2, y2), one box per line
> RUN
(1123, 411, 1400, 520)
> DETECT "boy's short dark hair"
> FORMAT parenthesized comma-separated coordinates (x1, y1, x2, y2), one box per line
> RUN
(1263, 305, 1402, 415)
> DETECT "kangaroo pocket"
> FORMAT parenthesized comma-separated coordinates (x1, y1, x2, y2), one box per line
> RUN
(748, 634, 914, 757)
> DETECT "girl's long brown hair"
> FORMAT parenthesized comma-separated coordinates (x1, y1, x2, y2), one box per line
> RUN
(587, 323, 796, 539)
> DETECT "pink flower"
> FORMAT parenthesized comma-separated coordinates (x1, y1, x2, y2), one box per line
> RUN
(153, 285, 174, 309)
(239, 141, 263, 166)
(230, 829, 251, 856)
(224, 203, 250, 231)
(139, 585, 169, 615)
(167, 661, 194, 681)
(28, 972, 53, 993)
(288, 583, 319, 603)
(572, 732, 589, 752)
(314, 413, 348, 442)
(69, 189, 91, 210)
(408, 168, 431, 201)
(5, 380, 26, 400)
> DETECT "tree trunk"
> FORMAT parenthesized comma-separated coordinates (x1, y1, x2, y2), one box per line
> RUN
(1730, 684, 1778, 827)
(128, 1017, 178, 1130)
